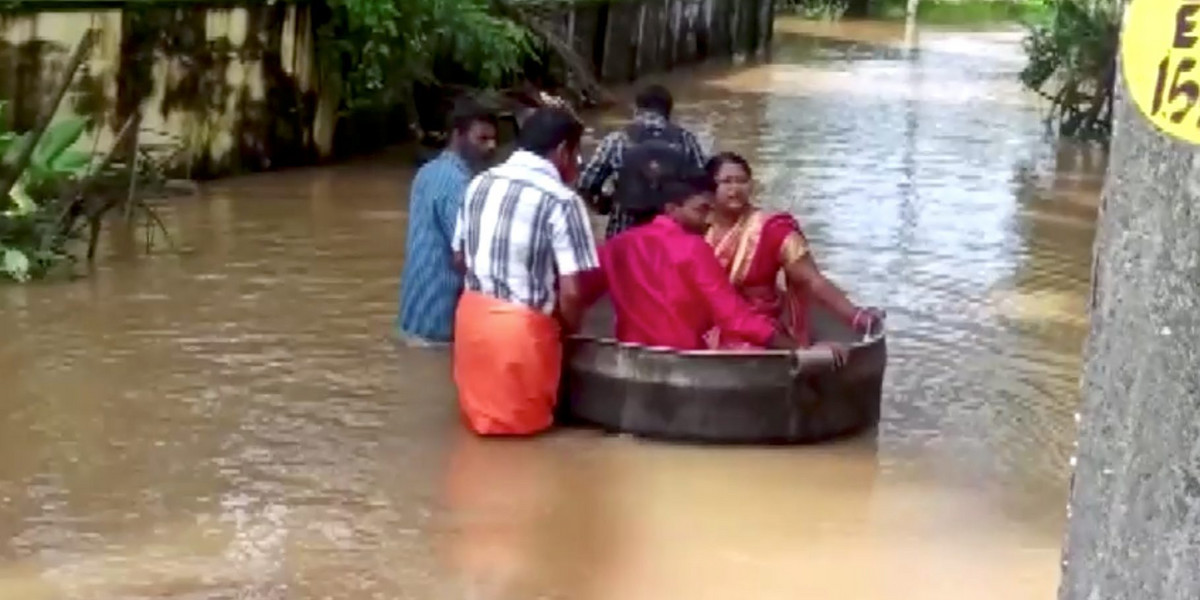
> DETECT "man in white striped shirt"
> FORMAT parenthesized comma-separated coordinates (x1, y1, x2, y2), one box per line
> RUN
(451, 107, 600, 436)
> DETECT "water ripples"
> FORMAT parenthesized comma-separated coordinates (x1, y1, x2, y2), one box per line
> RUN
(0, 19, 1100, 599)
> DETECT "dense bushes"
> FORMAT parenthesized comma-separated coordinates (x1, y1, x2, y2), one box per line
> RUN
(317, 0, 537, 116)
(1020, 0, 1120, 140)
(0, 110, 95, 282)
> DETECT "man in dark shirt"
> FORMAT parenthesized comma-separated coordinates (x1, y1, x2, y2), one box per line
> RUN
(578, 84, 706, 240)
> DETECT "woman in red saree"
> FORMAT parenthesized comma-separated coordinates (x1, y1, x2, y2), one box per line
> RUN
(703, 152, 882, 351)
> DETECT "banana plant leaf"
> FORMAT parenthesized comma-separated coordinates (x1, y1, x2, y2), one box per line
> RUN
(31, 117, 87, 169)
(50, 149, 93, 176)
(2, 116, 90, 213)
(6, 179, 36, 215)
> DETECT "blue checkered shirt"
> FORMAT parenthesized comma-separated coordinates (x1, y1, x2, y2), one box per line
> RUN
(397, 150, 472, 343)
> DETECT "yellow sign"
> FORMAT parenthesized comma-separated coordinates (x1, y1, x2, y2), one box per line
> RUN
(1123, 0, 1200, 143)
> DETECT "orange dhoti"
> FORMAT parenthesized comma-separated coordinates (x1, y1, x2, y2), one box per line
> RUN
(453, 290, 563, 436)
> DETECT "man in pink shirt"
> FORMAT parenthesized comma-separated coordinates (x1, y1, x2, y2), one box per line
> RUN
(581, 149, 811, 354)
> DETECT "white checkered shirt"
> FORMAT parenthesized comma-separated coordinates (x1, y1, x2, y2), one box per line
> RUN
(452, 150, 600, 314)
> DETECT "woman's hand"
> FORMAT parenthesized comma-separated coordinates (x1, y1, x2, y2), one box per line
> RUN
(852, 307, 886, 335)
(812, 342, 848, 369)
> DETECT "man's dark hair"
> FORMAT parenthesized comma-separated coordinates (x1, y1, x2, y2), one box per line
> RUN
(635, 84, 674, 118)
(450, 97, 498, 134)
(664, 167, 716, 204)
(627, 207, 659, 227)
(517, 107, 584, 156)
(626, 163, 715, 224)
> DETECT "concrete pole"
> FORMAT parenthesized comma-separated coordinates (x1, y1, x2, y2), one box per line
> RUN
(904, 13, 917, 51)
(903, 0, 918, 50)
(1057, 35, 1200, 600)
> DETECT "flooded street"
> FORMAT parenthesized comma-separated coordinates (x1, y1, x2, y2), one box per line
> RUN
(0, 19, 1102, 599)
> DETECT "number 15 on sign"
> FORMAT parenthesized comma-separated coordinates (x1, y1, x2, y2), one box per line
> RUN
(1123, 0, 1200, 143)
(1152, 54, 1200, 124)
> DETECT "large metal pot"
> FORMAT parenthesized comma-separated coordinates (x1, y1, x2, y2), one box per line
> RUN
(559, 299, 887, 444)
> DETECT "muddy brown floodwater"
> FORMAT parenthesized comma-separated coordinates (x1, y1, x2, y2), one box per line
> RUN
(0, 18, 1103, 600)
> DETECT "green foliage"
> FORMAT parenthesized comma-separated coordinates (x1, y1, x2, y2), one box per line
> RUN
(1020, 0, 1120, 140)
(7, 120, 93, 211)
(0, 103, 92, 216)
(883, 0, 1049, 23)
(0, 207, 73, 282)
(317, 0, 538, 113)
(0, 101, 93, 282)
(777, 0, 848, 21)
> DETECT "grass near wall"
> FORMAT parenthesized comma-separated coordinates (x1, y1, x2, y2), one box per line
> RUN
(780, 0, 1050, 25)
(875, 0, 1050, 24)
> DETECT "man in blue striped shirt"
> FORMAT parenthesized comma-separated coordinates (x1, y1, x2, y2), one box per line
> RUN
(397, 99, 499, 347)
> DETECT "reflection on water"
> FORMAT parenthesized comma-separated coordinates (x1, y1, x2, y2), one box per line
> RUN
(0, 18, 1100, 599)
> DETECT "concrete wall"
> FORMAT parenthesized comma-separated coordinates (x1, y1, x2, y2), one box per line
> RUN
(0, 0, 775, 177)
(0, 4, 323, 177)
